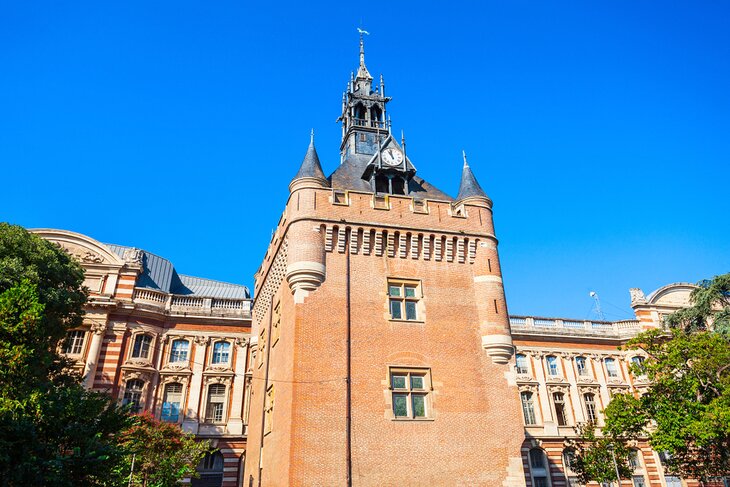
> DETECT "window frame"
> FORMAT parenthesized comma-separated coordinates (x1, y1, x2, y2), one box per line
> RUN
(552, 391, 569, 426)
(575, 356, 589, 377)
(131, 333, 153, 360)
(122, 378, 145, 413)
(515, 353, 529, 375)
(528, 448, 552, 487)
(546, 355, 560, 377)
(583, 392, 598, 423)
(604, 357, 619, 378)
(161, 382, 184, 423)
(63, 329, 87, 356)
(388, 367, 432, 420)
(211, 340, 231, 365)
(521, 391, 538, 425)
(168, 338, 189, 364)
(387, 279, 423, 322)
(204, 382, 228, 424)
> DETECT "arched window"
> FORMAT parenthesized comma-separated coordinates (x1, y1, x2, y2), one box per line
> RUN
(575, 356, 589, 377)
(191, 451, 224, 487)
(123, 379, 144, 413)
(515, 354, 529, 374)
(583, 393, 597, 422)
(552, 392, 568, 426)
(521, 391, 537, 425)
(604, 358, 619, 378)
(161, 383, 183, 422)
(370, 106, 382, 126)
(63, 330, 86, 355)
(562, 449, 579, 486)
(169, 339, 189, 363)
(212, 341, 231, 365)
(131, 334, 152, 359)
(353, 103, 365, 121)
(630, 356, 646, 376)
(529, 448, 551, 487)
(546, 355, 560, 376)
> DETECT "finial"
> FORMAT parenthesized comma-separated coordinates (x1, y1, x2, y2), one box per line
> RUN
(357, 28, 370, 67)
(310, 128, 314, 144)
(462, 150, 469, 167)
(401, 130, 405, 145)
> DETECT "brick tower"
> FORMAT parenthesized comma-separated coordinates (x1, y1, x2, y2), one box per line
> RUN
(243, 35, 526, 486)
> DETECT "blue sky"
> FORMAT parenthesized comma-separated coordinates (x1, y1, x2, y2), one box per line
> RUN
(2, 1, 728, 319)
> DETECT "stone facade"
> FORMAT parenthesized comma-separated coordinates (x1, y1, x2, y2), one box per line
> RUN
(34, 229, 252, 487)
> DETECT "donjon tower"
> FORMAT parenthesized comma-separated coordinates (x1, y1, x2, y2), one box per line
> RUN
(244, 36, 526, 486)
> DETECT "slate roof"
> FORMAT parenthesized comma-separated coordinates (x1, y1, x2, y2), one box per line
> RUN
(328, 148, 453, 201)
(292, 138, 327, 182)
(106, 244, 250, 299)
(456, 161, 489, 201)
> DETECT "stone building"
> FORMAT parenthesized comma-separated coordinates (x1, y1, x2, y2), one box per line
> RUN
(41, 37, 727, 487)
(33, 229, 252, 487)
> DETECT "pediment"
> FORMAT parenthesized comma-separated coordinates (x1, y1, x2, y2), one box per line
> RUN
(646, 283, 697, 307)
(30, 229, 124, 267)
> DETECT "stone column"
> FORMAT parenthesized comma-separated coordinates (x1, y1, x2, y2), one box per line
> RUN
(83, 322, 107, 389)
(227, 338, 248, 435)
(182, 336, 208, 434)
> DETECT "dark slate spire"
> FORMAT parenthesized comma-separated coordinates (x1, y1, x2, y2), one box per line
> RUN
(292, 130, 327, 182)
(456, 150, 490, 201)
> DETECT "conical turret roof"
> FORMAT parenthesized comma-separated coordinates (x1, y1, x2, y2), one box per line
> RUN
(456, 151, 490, 201)
(292, 134, 327, 182)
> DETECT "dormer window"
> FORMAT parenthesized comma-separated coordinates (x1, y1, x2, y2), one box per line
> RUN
(131, 334, 152, 359)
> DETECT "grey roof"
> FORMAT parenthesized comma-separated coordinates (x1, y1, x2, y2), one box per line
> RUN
(106, 244, 250, 299)
(329, 145, 453, 201)
(456, 161, 489, 201)
(292, 138, 327, 182)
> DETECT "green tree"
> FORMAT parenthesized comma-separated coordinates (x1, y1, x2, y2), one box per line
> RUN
(570, 273, 730, 483)
(111, 412, 210, 487)
(0, 223, 131, 486)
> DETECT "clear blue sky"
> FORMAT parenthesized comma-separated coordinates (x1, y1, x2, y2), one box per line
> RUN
(2, 1, 728, 320)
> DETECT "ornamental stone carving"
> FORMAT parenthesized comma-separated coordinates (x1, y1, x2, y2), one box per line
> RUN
(159, 374, 191, 385)
(203, 374, 233, 385)
(123, 247, 144, 266)
(629, 288, 647, 305)
(90, 322, 106, 335)
(517, 384, 538, 393)
(515, 373, 535, 383)
(194, 336, 210, 347)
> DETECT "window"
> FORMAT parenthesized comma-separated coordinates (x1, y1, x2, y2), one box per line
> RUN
(63, 330, 85, 355)
(631, 356, 646, 375)
(390, 368, 430, 419)
(169, 339, 189, 363)
(628, 449, 640, 469)
(546, 355, 560, 376)
(191, 452, 224, 487)
(563, 449, 578, 486)
(605, 358, 619, 378)
(553, 392, 569, 426)
(264, 384, 275, 434)
(388, 280, 421, 321)
(205, 383, 227, 423)
(212, 341, 231, 365)
(122, 379, 144, 413)
(258, 327, 266, 368)
(632, 477, 646, 487)
(664, 476, 682, 487)
(521, 391, 537, 425)
(131, 334, 152, 359)
(529, 448, 551, 487)
(575, 356, 589, 377)
(515, 353, 529, 374)
(583, 393, 597, 422)
(161, 383, 183, 422)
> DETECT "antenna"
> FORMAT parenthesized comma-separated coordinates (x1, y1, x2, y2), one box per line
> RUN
(589, 291, 605, 321)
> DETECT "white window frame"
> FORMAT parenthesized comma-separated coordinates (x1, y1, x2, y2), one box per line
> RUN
(204, 382, 228, 424)
(169, 339, 189, 364)
(211, 340, 231, 365)
(546, 355, 560, 377)
(63, 329, 87, 356)
(130, 333, 153, 359)
(161, 382, 184, 423)
(521, 391, 538, 425)
(515, 353, 529, 374)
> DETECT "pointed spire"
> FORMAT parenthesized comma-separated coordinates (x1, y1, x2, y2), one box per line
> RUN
(356, 28, 372, 80)
(291, 130, 327, 185)
(456, 150, 490, 202)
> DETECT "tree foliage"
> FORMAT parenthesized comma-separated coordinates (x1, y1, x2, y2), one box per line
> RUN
(111, 412, 210, 487)
(570, 273, 730, 483)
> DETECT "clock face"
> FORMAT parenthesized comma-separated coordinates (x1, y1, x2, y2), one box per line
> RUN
(382, 148, 404, 166)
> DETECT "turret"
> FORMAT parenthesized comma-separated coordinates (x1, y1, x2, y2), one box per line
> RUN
(289, 131, 329, 193)
(456, 151, 492, 208)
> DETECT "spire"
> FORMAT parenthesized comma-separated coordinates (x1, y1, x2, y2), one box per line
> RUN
(291, 131, 328, 190)
(356, 28, 372, 80)
(456, 150, 490, 202)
